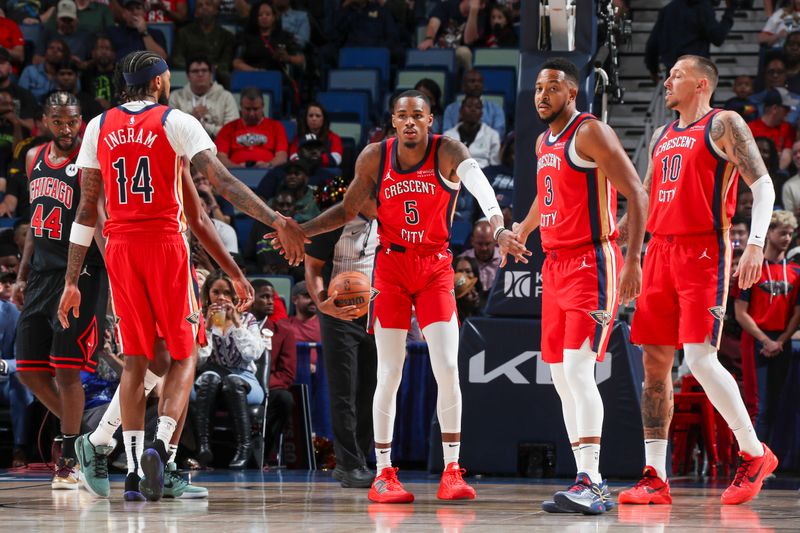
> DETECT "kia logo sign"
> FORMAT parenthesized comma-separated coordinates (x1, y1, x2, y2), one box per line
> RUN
(469, 350, 613, 385)
(503, 271, 531, 297)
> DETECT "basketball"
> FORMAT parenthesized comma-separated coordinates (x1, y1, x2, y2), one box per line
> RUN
(329, 271, 371, 317)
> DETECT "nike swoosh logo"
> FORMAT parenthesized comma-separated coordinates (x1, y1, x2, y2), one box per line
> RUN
(747, 462, 764, 483)
(379, 450, 390, 454)
(645, 486, 665, 494)
(447, 444, 458, 447)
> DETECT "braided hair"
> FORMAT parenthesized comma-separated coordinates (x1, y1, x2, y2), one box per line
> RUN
(118, 51, 165, 102)
(43, 91, 80, 113)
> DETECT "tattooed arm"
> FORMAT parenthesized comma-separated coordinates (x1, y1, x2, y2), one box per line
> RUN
(299, 143, 381, 238)
(711, 111, 771, 289)
(58, 167, 104, 327)
(618, 125, 660, 246)
(191, 148, 308, 265)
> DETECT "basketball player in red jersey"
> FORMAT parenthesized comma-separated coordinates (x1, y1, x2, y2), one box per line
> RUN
(620, 55, 778, 506)
(512, 58, 648, 514)
(57, 51, 303, 501)
(277, 90, 529, 503)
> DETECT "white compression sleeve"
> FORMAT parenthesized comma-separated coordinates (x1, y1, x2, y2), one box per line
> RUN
(457, 158, 502, 220)
(562, 341, 604, 438)
(421, 315, 462, 434)
(747, 175, 775, 247)
(550, 363, 579, 445)
(372, 320, 408, 444)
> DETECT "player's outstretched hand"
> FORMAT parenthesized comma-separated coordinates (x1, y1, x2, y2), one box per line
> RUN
(318, 290, 360, 321)
(498, 229, 531, 268)
(734, 244, 763, 289)
(618, 258, 642, 306)
(57, 283, 81, 329)
(232, 275, 254, 312)
(271, 213, 310, 267)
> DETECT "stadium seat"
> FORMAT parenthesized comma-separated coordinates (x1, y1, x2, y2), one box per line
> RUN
(230, 168, 268, 189)
(450, 220, 471, 250)
(281, 119, 297, 144)
(316, 90, 371, 126)
(231, 71, 283, 113)
(147, 22, 175, 57)
(338, 47, 391, 88)
(474, 48, 520, 73)
(405, 49, 456, 71)
(396, 69, 450, 101)
(170, 70, 188, 89)
(475, 67, 516, 116)
(19, 23, 41, 45)
(233, 90, 273, 118)
(330, 121, 363, 146)
(233, 212, 254, 253)
(327, 68, 380, 106)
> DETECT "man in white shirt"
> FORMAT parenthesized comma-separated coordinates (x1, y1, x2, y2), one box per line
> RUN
(168, 55, 239, 139)
(444, 95, 501, 169)
(198, 189, 239, 254)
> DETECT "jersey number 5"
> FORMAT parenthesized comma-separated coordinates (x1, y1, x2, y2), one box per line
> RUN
(404, 200, 419, 225)
(113, 156, 154, 204)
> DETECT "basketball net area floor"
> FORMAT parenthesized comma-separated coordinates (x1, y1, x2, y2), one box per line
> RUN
(0, 469, 797, 532)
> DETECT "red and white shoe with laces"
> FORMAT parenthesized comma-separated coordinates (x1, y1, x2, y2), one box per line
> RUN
(437, 462, 476, 500)
(618, 466, 672, 505)
(720, 443, 778, 505)
(368, 467, 415, 503)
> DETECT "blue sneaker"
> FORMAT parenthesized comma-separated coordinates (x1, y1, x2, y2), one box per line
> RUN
(139, 448, 164, 502)
(123, 472, 145, 501)
(543, 479, 614, 513)
(552, 472, 607, 515)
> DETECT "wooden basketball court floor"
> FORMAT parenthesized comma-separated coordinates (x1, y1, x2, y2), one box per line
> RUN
(0, 469, 798, 532)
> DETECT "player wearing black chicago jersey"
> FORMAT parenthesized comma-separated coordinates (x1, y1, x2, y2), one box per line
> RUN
(14, 92, 108, 490)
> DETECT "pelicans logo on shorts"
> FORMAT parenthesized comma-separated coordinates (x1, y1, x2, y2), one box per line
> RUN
(370, 288, 380, 301)
(708, 306, 726, 321)
(588, 310, 613, 327)
(185, 310, 201, 325)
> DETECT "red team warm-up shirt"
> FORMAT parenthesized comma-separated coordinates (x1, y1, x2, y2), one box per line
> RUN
(648, 109, 739, 236)
(536, 113, 618, 251)
(737, 261, 800, 332)
(375, 135, 459, 251)
(215, 117, 288, 166)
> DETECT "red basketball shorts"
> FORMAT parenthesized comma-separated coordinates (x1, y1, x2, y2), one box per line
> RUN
(105, 232, 203, 361)
(631, 232, 731, 349)
(368, 245, 457, 332)
(541, 241, 622, 364)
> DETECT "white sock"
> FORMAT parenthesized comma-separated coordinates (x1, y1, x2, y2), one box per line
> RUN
(572, 444, 580, 470)
(376, 447, 392, 471)
(156, 416, 177, 450)
(684, 342, 763, 457)
(578, 443, 601, 485)
(645, 439, 669, 481)
(90, 370, 162, 447)
(443, 441, 460, 468)
(123, 430, 145, 477)
(168, 444, 178, 464)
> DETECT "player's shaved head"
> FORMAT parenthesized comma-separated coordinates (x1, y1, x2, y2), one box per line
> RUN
(677, 54, 719, 92)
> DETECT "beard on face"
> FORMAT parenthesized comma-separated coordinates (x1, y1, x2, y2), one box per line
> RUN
(537, 102, 566, 125)
(403, 141, 418, 148)
(56, 135, 78, 151)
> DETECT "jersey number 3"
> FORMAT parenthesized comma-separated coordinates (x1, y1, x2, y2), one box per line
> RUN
(113, 156, 154, 204)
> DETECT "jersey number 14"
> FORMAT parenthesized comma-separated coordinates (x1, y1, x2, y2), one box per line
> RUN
(113, 156, 154, 204)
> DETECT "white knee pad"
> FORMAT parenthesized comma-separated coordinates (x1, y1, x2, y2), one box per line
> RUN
(372, 320, 408, 444)
(422, 315, 462, 434)
(550, 363, 578, 444)
(563, 340, 604, 438)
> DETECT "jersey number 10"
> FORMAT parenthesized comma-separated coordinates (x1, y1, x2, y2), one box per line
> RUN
(660, 154, 682, 184)
(113, 156, 155, 204)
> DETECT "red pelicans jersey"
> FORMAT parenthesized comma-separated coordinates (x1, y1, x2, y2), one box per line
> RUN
(648, 109, 739, 235)
(95, 103, 186, 236)
(536, 112, 618, 251)
(376, 135, 459, 251)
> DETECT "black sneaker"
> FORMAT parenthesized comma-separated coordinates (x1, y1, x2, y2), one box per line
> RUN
(123, 472, 145, 501)
(139, 448, 165, 502)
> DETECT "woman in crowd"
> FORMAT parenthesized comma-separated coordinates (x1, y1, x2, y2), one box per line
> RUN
(194, 270, 266, 470)
(289, 101, 343, 167)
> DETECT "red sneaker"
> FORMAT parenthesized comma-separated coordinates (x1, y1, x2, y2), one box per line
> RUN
(368, 467, 415, 504)
(720, 443, 778, 505)
(437, 462, 476, 500)
(618, 466, 672, 505)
